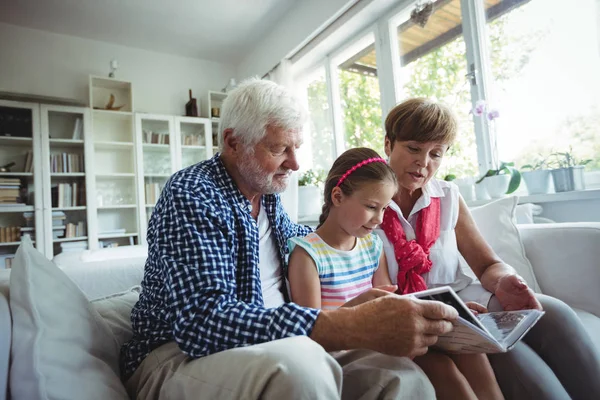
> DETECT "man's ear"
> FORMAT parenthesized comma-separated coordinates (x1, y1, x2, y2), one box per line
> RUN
(331, 186, 345, 207)
(222, 128, 240, 154)
(384, 137, 393, 157)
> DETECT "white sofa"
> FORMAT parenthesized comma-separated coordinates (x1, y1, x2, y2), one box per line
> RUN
(0, 219, 599, 399)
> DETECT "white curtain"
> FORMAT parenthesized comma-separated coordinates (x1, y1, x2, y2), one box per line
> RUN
(266, 59, 299, 222)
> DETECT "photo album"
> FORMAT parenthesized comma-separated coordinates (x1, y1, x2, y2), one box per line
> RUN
(411, 286, 545, 354)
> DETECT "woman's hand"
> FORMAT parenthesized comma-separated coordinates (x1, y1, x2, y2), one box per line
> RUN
(465, 301, 487, 315)
(495, 274, 542, 311)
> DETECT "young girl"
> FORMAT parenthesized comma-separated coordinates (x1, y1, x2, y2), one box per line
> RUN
(288, 147, 503, 400)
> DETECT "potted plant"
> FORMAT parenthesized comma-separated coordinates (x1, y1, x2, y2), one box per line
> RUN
(298, 169, 325, 218)
(444, 173, 477, 202)
(476, 162, 522, 199)
(549, 147, 591, 192)
(521, 155, 552, 195)
(470, 100, 521, 199)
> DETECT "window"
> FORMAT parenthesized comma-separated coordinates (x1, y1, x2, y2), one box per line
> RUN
(392, 0, 478, 179)
(297, 67, 336, 173)
(487, 0, 600, 172)
(335, 34, 385, 157)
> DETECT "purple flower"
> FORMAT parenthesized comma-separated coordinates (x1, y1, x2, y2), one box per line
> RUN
(487, 108, 500, 121)
(472, 100, 486, 116)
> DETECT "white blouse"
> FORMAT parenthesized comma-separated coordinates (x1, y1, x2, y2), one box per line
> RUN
(375, 179, 490, 304)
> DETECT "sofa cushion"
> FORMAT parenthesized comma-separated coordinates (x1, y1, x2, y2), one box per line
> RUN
(92, 287, 140, 351)
(467, 196, 541, 292)
(8, 237, 129, 400)
(573, 308, 600, 355)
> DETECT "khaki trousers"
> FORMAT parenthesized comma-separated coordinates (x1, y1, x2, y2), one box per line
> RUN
(125, 337, 435, 400)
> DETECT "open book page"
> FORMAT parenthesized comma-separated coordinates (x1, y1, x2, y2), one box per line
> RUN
(477, 309, 545, 350)
(411, 286, 545, 354)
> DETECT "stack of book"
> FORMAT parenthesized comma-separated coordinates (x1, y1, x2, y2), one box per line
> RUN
(0, 254, 15, 269)
(51, 183, 85, 208)
(0, 226, 20, 243)
(143, 130, 170, 144)
(0, 178, 21, 204)
(50, 152, 84, 173)
(64, 221, 86, 238)
(59, 241, 87, 253)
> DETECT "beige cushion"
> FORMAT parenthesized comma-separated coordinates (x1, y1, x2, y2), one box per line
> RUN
(468, 196, 541, 292)
(92, 287, 139, 350)
(9, 237, 129, 400)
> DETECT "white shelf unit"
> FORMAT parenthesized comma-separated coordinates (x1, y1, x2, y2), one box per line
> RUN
(88, 76, 140, 250)
(134, 113, 177, 241)
(134, 114, 213, 244)
(175, 116, 213, 171)
(40, 104, 93, 258)
(0, 100, 44, 264)
(201, 91, 226, 155)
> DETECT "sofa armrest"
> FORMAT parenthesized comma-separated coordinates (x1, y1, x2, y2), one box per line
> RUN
(0, 293, 10, 400)
(519, 222, 600, 317)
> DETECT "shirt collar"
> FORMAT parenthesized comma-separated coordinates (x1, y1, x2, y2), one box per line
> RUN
(391, 179, 447, 219)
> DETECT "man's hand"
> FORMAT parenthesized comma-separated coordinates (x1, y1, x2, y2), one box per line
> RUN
(341, 285, 397, 308)
(495, 274, 542, 311)
(311, 295, 457, 358)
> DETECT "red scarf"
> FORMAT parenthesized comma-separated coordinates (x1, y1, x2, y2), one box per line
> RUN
(381, 198, 441, 295)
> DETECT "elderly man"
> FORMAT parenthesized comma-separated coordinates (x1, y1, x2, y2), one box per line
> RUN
(121, 78, 457, 399)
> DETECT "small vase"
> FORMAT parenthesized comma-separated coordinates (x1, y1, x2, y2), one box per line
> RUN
(551, 166, 585, 192)
(454, 177, 476, 202)
(522, 170, 552, 195)
(484, 174, 511, 198)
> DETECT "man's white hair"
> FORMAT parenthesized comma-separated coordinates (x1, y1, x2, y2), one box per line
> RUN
(218, 77, 307, 151)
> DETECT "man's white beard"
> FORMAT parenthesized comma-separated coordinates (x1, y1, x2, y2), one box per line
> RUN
(238, 152, 289, 194)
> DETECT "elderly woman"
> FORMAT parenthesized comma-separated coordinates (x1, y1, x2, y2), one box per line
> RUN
(375, 98, 600, 400)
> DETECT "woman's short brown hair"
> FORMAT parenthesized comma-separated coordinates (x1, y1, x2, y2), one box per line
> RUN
(385, 98, 457, 147)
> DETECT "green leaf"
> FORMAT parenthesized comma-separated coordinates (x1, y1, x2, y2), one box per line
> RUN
(444, 174, 457, 181)
(506, 168, 521, 194)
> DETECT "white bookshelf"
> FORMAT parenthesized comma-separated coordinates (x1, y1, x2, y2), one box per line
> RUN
(0, 100, 44, 264)
(40, 104, 92, 258)
(88, 76, 140, 250)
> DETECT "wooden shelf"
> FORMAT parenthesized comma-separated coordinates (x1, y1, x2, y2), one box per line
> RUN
(0, 136, 33, 146)
(0, 205, 34, 213)
(92, 109, 133, 117)
(50, 173, 85, 177)
(0, 172, 32, 177)
(95, 173, 135, 179)
(53, 236, 88, 243)
(98, 232, 138, 239)
(97, 205, 137, 210)
(94, 141, 134, 150)
(49, 139, 84, 148)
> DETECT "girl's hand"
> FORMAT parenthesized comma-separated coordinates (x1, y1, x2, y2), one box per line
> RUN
(495, 274, 543, 311)
(465, 301, 487, 315)
(342, 285, 398, 308)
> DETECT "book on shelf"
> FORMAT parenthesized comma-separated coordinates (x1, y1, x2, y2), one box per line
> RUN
(51, 183, 85, 208)
(143, 130, 170, 145)
(0, 226, 21, 243)
(23, 151, 33, 173)
(411, 286, 545, 354)
(50, 152, 84, 173)
(0, 254, 15, 269)
(72, 117, 83, 140)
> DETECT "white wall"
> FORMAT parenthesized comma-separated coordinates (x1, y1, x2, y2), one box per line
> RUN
(0, 23, 235, 115)
(236, 0, 356, 79)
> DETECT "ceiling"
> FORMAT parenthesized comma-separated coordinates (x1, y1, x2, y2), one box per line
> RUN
(0, 0, 296, 64)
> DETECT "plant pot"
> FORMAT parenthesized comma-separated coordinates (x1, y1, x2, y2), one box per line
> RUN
(551, 166, 586, 192)
(522, 170, 552, 195)
(475, 181, 489, 201)
(484, 174, 511, 198)
(454, 177, 476, 202)
(298, 185, 322, 218)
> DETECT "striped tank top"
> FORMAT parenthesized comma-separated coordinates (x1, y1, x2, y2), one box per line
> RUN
(288, 232, 383, 310)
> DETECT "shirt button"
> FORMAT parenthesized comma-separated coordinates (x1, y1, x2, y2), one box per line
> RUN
(248, 204, 253, 212)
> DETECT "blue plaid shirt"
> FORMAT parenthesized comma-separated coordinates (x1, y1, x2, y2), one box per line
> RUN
(121, 154, 318, 378)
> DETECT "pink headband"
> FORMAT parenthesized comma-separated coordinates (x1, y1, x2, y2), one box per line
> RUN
(336, 157, 387, 187)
